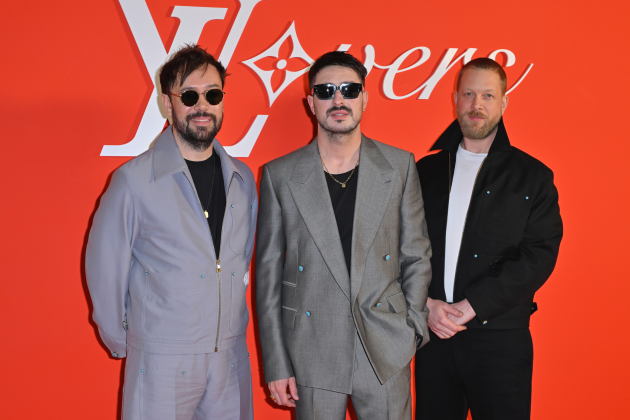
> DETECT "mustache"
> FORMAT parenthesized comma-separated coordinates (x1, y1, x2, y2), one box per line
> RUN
(467, 111, 487, 119)
(186, 112, 217, 124)
(326, 106, 353, 117)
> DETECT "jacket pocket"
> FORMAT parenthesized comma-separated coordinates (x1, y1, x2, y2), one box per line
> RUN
(143, 272, 205, 340)
(478, 192, 531, 244)
(386, 292, 408, 314)
(281, 281, 297, 329)
(230, 270, 249, 335)
(229, 202, 253, 255)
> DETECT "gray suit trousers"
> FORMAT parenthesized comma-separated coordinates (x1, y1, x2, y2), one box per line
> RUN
(122, 336, 253, 420)
(295, 334, 411, 420)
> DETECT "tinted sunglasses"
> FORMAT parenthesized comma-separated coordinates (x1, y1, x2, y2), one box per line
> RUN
(312, 83, 363, 100)
(170, 89, 225, 106)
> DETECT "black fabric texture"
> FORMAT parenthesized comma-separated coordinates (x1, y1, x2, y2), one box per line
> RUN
(416, 118, 563, 329)
(415, 328, 534, 420)
(185, 149, 226, 257)
(325, 166, 359, 275)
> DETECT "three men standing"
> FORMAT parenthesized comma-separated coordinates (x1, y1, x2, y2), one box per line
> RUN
(255, 52, 432, 420)
(415, 58, 563, 419)
(86, 46, 257, 420)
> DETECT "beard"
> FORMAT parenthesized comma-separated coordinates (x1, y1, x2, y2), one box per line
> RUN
(458, 110, 501, 140)
(172, 108, 223, 151)
(317, 106, 361, 138)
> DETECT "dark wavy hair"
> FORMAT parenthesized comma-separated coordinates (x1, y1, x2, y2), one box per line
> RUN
(457, 57, 507, 94)
(308, 51, 367, 90)
(159, 44, 228, 94)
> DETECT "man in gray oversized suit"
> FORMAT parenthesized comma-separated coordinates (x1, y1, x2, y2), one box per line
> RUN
(256, 51, 432, 420)
(86, 45, 257, 420)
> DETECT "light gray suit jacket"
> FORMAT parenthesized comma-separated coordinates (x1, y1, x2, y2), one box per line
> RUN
(256, 135, 431, 394)
(86, 127, 257, 357)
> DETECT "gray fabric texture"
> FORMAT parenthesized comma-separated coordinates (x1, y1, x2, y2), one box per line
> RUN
(122, 337, 253, 420)
(295, 334, 412, 420)
(255, 135, 432, 394)
(86, 127, 258, 357)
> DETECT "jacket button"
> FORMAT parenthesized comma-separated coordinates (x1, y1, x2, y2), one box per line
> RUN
(112, 352, 118, 358)
(483, 320, 488, 325)
(384, 255, 390, 261)
(140, 369, 144, 373)
(487, 191, 490, 194)
(305, 311, 311, 316)
(376, 302, 382, 307)
(474, 255, 477, 258)
(526, 196, 529, 200)
(231, 204, 235, 208)
(298, 266, 304, 271)
(232, 272, 235, 276)
(251, 205, 254, 209)
(145, 272, 148, 276)
(182, 371, 186, 375)
(201, 275, 205, 278)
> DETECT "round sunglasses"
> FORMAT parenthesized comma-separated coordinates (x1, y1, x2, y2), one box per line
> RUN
(170, 89, 225, 107)
(312, 83, 363, 100)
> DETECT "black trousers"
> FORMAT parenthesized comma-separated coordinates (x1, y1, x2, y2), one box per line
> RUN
(415, 328, 533, 420)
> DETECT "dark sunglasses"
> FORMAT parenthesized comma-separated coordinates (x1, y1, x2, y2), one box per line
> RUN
(312, 83, 363, 100)
(170, 89, 225, 107)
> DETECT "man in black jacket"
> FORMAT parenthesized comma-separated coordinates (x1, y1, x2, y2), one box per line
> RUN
(415, 58, 563, 419)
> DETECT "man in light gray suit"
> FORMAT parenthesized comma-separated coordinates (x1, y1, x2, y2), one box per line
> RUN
(255, 51, 432, 420)
(86, 45, 257, 420)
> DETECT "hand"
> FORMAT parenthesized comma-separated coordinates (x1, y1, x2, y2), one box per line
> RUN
(448, 299, 476, 326)
(268, 377, 299, 407)
(427, 298, 467, 339)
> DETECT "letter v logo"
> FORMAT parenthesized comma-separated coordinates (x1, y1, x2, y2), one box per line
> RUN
(101, 0, 267, 157)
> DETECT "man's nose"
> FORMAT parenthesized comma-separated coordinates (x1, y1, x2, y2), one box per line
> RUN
(194, 93, 211, 110)
(472, 95, 483, 110)
(332, 89, 345, 106)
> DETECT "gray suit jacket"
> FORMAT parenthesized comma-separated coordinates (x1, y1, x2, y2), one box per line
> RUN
(86, 127, 257, 357)
(256, 135, 431, 394)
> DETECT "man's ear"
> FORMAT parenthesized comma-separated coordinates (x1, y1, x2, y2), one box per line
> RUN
(362, 90, 369, 111)
(453, 91, 458, 106)
(306, 94, 315, 114)
(162, 93, 173, 119)
(501, 94, 509, 114)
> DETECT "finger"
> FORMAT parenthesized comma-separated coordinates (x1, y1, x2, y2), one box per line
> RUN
(277, 382, 292, 406)
(288, 377, 299, 401)
(268, 383, 280, 404)
(440, 317, 465, 333)
(443, 304, 464, 317)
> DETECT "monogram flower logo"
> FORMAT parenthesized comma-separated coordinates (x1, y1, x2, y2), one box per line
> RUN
(242, 22, 314, 106)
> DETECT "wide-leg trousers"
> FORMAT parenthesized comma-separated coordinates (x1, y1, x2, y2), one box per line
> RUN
(415, 328, 533, 420)
(122, 336, 253, 420)
(295, 334, 412, 420)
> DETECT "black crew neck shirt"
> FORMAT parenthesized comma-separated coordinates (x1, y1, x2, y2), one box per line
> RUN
(185, 150, 226, 257)
(325, 166, 359, 275)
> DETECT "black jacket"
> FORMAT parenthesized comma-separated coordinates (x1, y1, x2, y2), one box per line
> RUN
(417, 118, 563, 329)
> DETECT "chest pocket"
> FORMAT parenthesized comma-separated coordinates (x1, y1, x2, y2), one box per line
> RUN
(228, 202, 253, 255)
(477, 192, 531, 244)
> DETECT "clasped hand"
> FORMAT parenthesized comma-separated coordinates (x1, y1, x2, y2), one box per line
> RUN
(426, 298, 476, 339)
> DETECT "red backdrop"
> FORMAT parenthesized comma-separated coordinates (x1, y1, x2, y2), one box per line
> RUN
(1, 0, 629, 418)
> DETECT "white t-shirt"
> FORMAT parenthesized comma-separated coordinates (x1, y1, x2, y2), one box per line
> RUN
(444, 144, 487, 303)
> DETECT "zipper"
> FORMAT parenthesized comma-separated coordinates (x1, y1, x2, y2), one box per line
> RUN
(183, 169, 236, 354)
(451, 157, 486, 294)
(215, 259, 221, 352)
(214, 173, 235, 352)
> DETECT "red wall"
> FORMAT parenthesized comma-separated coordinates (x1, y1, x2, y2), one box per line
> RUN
(1, 1, 628, 418)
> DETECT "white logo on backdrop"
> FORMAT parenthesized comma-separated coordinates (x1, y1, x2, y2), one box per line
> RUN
(103, 0, 533, 157)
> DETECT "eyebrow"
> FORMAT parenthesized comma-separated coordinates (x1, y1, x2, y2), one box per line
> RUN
(180, 83, 221, 91)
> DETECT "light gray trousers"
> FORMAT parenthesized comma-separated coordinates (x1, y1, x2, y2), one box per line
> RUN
(295, 334, 412, 420)
(122, 337, 253, 420)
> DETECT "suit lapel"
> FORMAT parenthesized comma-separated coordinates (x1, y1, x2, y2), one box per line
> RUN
(350, 136, 395, 307)
(287, 140, 351, 300)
